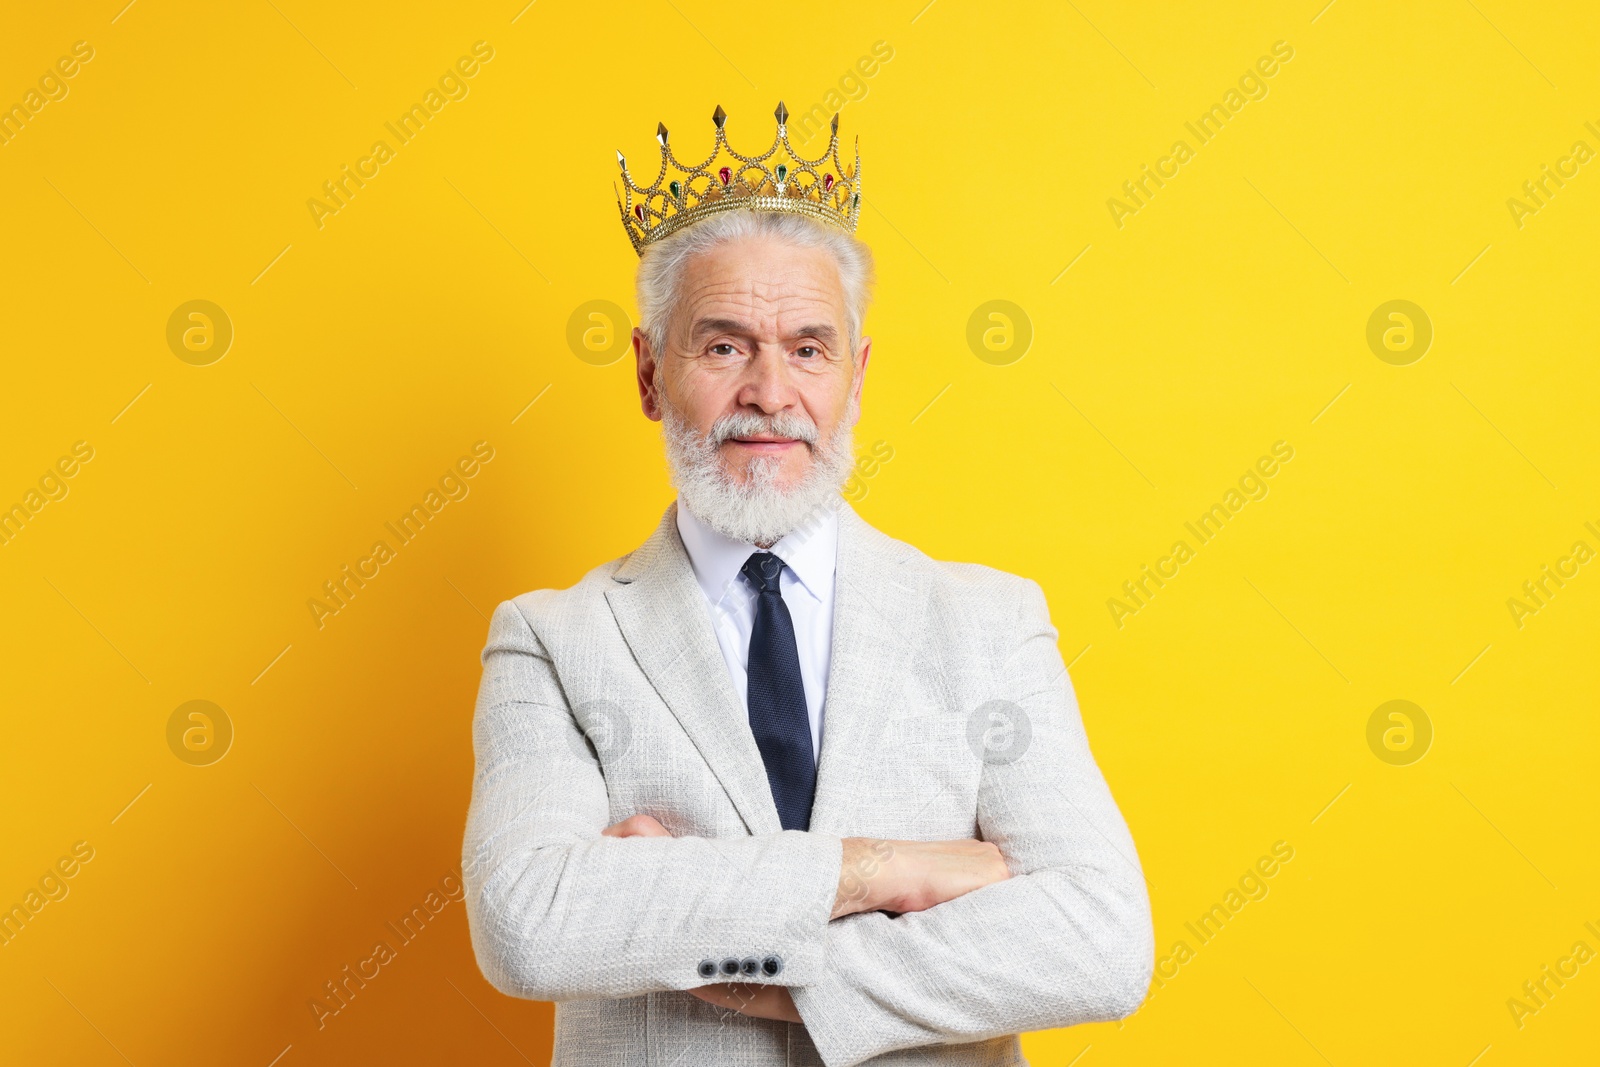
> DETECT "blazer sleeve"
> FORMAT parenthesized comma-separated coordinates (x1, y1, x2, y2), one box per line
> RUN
(788, 577, 1154, 1067)
(462, 597, 844, 1002)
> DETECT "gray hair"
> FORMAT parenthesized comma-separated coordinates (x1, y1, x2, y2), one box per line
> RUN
(635, 209, 875, 358)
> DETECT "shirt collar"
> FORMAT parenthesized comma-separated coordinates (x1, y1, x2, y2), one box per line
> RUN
(675, 497, 839, 608)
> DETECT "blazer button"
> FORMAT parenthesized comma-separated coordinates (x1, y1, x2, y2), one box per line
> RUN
(739, 957, 760, 977)
(761, 955, 783, 977)
(697, 959, 717, 979)
(719, 957, 741, 977)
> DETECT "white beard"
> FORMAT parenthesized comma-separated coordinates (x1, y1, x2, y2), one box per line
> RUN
(659, 385, 857, 547)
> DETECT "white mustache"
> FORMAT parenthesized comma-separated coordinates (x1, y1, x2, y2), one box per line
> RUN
(708, 410, 819, 448)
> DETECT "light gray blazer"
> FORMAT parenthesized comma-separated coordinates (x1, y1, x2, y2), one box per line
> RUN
(462, 500, 1153, 1067)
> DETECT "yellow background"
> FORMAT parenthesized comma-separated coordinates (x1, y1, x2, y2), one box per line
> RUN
(2, 0, 1596, 1063)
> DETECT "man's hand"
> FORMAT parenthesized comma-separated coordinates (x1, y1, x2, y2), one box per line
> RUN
(600, 813, 672, 839)
(832, 836, 1009, 919)
(685, 981, 802, 1022)
(600, 814, 801, 1022)
(601, 817, 1010, 919)
(597, 816, 1010, 1019)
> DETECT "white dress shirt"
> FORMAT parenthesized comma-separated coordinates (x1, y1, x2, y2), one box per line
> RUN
(675, 500, 838, 767)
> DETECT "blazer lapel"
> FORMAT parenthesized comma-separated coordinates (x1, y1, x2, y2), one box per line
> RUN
(808, 501, 931, 834)
(605, 498, 932, 839)
(605, 501, 784, 836)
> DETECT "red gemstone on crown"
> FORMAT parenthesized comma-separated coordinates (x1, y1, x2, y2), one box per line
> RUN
(718, 166, 732, 185)
(823, 173, 835, 191)
(633, 204, 644, 222)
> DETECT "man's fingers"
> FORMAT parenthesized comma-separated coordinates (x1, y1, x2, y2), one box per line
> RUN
(689, 983, 747, 1008)
(600, 814, 672, 838)
(838, 835, 1012, 915)
(688, 983, 800, 1023)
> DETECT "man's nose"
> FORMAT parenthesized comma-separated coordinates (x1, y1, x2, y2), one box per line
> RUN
(736, 347, 796, 413)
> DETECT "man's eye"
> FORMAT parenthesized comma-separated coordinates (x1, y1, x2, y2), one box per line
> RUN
(709, 343, 737, 356)
(795, 346, 820, 358)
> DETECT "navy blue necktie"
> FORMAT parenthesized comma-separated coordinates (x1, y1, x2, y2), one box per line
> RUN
(740, 551, 817, 831)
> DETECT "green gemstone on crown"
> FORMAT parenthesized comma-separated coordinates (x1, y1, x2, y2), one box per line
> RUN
(775, 164, 788, 182)
(669, 180, 681, 200)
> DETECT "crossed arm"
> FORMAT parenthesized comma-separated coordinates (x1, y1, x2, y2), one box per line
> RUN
(600, 813, 1012, 1024)
(463, 581, 1153, 1067)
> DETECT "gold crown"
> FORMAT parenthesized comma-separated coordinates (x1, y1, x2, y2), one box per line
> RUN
(615, 102, 861, 255)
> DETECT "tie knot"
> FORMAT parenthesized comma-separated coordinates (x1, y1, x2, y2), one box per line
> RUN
(741, 551, 786, 594)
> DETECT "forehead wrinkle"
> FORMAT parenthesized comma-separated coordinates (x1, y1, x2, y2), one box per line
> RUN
(684, 304, 844, 345)
(670, 250, 849, 349)
(679, 284, 844, 342)
(680, 275, 839, 308)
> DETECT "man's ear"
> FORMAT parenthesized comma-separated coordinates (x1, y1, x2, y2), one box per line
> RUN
(849, 335, 872, 422)
(634, 327, 663, 422)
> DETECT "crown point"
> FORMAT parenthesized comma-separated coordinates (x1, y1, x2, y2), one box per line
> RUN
(656, 121, 668, 146)
(774, 101, 789, 125)
(831, 113, 839, 134)
(712, 104, 727, 128)
(616, 150, 626, 168)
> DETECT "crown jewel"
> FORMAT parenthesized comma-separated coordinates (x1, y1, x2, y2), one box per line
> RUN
(615, 101, 861, 255)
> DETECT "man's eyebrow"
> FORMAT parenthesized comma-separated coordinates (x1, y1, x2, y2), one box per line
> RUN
(687, 318, 841, 346)
(689, 317, 755, 339)
(790, 323, 838, 345)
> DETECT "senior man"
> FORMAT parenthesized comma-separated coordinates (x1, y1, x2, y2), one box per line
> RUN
(462, 104, 1153, 1067)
